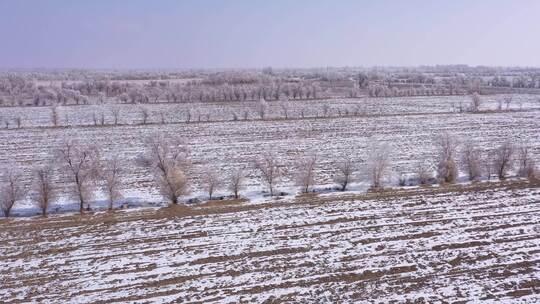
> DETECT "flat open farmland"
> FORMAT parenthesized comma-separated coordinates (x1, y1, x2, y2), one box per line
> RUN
(1, 181, 539, 303)
(0, 95, 538, 128)
(0, 95, 539, 213)
(5, 2, 540, 303)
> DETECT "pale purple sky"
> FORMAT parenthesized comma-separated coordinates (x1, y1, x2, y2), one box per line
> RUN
(1, 0, 539, 69)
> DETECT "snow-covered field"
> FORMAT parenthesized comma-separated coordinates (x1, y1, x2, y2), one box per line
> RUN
(1, 181, 539, 303)
(0, 94, 538, 128)
(0, 95, 539, 215)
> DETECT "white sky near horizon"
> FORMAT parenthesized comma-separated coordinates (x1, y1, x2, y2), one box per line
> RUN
(0, 0, 539, 69)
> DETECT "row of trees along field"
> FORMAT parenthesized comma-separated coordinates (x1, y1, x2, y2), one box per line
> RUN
(0, 93, 514, 129)
(0, 133, 537, 217)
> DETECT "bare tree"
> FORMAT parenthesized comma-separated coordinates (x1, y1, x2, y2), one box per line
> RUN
(493, 140, 514, 180)
(101, 156, 122, 210)
(254, 153, 283, 196)
(296, 154, 317, 193)
(202, 168, 221, 200)
(228, 168, 246, 199)
(437, 133, 458, 184)
(367, 143, 391, 189)
(279, 98, 290, 119)
(257, 98, 268, 120)
(1, 167, 26, 217)
(92, 112, 99, 126)
(322, 104, 330, 117)
(517, 145, 536, 179)
(159, 111, 166, 124)
(140, 107, 150, 125)
(33, 166, 55, 216)
(461, 140, 482, 181)
(56, 140, 100, 212)
(111, 106, 121, 125)
(470, 93, 481, 112)
(504, 96, 512, 110)
(51, 105, 59, 127)
(140, 134, 190, 204)
(334, 156, 355, 191)
(458, 100, 464, 113)
(417, 161, 434, 185)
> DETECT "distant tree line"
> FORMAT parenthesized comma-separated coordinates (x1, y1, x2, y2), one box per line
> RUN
(3, 66, 540, 107)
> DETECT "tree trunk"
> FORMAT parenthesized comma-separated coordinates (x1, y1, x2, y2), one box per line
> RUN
(75, 176, 85, 213)
(78, 190, 85, 213)
(108, 193, 113, 211)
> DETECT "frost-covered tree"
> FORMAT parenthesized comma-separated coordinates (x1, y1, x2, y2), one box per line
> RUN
(228, 168, 246, 199)
(461, 140, 482, 181)
(417, 161, 434, 185)
(56, 139, 100, 212)
(517, 145, 535, 179)
(111, 106, 121, 125)
(140, 106, 150, 125)
(1, 167, 26, 217)
(334, 156, 356, 191)
(202, 168, 221, 200)
(296, 154, 317, 193)
(257, 98, 268, 120)
(367, 143, 391, 189)
(33, 165, 55, 216)
(279, 97, 290, 119)
(100, 156, 122, 210)
(493, 140, 514, 180)
(139, 134, 190, 204)
(51, 105, 60, 127)
(504, 96, 512, 110)
(437, 133, 458, 183)
(470, 93, 482, 112)
(254, 153, 283, 196)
